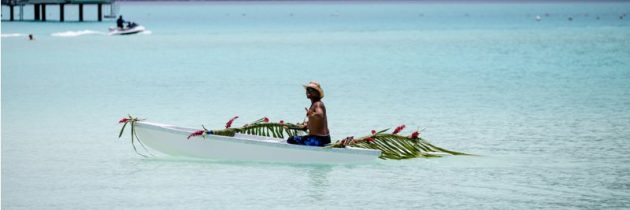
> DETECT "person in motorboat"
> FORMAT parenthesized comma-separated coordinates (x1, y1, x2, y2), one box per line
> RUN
(126, 21, 137, 29)
(116, 15, 125, 29)
(286, 81, 331, 147)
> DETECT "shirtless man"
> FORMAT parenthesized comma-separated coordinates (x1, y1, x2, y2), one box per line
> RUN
(287, 81, 331, 147)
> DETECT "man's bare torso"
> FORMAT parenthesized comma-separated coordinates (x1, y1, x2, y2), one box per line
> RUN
(307, 101, 329, 136)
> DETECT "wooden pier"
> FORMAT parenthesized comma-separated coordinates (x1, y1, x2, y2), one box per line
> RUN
(2, 0, 117, 21)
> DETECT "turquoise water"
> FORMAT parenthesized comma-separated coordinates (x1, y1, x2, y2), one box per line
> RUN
(2, 1, 630, 209)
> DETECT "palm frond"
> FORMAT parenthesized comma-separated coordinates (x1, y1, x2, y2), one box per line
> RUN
(117, 115, 150, 157)
(210, 122, 306, 139)
(330, 133, 472, 160)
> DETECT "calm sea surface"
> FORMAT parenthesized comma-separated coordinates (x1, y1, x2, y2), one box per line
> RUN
(2, 1, 630, 209)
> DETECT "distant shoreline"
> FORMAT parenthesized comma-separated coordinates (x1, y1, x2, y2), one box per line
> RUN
(115, 0, 630, 2)
(111, 0, 630, 6)
(112, 0, 630, 5)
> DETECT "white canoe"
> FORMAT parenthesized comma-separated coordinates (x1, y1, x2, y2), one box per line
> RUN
(108, 25, 146, 35)
(133, 121, 382, 164)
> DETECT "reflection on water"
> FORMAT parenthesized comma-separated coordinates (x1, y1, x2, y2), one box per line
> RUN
(305, 165, 332, 201)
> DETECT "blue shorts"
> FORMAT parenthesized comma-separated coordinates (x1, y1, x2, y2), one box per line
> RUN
(287, 135, 331, 147)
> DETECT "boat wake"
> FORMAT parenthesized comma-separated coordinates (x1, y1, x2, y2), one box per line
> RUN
(51, 30, 105, 37)
(1, 33, 26, 38)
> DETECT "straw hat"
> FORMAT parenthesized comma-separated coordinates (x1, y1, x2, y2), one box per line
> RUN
(303, 81, 324, 98)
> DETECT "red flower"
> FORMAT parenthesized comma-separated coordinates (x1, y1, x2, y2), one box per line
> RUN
(392, 124, 406, 134)
(187, 130, 205, 139)
(371, 130, 376, 135)
(118, 118, 129, 124)
(263, 117, 270, 123)
(410, 130, 420, 139)
(279, 120, 284, 124)
(225, 116, 239, 128)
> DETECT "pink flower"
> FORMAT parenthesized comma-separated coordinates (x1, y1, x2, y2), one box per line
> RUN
(410, 130, 420, 139)
(225, 116, 239, 128)
(187, 130, 205, 139)
(279, 120, 284, 124)
(392, 124, 406, 134)
(118, 118, 129, 124)
(263, 117, 270, 123)
(371, 130, 376, 135)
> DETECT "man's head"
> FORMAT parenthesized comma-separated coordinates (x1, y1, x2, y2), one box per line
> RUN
(303, 81, 324, 100)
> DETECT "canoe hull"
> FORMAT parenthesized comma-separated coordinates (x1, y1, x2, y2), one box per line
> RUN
(133, 122, 381, 164)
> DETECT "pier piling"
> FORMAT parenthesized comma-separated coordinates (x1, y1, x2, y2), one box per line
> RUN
(9, 5, 13, 21)
(34, 3, 40, 20)
(79, 3, 83, 21)
(59, 4, 64, 22)
(41, 4, 46, 21)
(97, 3, 102, 21)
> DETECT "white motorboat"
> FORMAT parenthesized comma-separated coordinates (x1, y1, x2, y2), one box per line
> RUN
(108, 23, 145, 35)
(131, 121, 382, 164)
